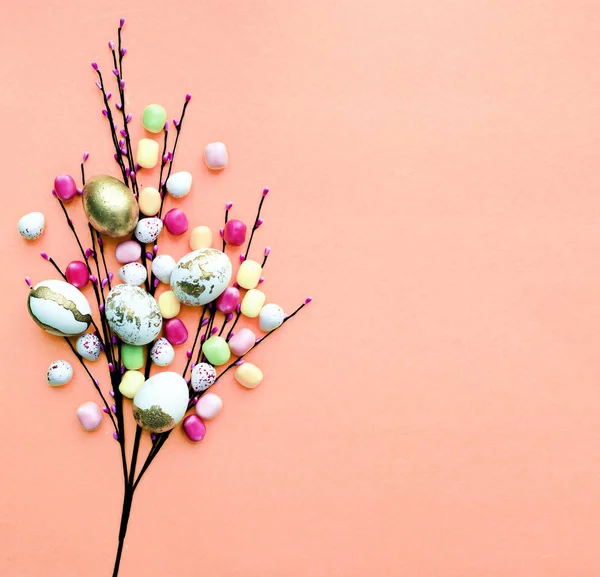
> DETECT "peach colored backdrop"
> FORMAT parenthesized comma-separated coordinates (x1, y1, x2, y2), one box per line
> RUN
(2, 0, 600, 575)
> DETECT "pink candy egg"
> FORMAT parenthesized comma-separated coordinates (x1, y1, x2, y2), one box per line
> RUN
(163, 208, 189, 236)
(66, 260, 89, 288)
(196, 393, 223, 420)
(115, 240, 142, 263)
(54, 174, 77, 202)
(182, 414, 206, 442)
(228, 327, 256, 356)
(165, 318, 188, 346)
(76, 402, 103, 431)
(216, 286, 240, 314)
(224, 219, 247, 246)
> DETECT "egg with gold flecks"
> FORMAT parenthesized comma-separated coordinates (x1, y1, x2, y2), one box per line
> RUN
(82, 175, 139, 238)
(105, 284, 162, 345)
(27, 279, 92, 336)
(170, 248, 232, 306)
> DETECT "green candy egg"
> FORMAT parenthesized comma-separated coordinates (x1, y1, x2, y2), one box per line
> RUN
(202, 336, 231, 366)
(142, 104, 167, 133)
(121, 343, 145, 370)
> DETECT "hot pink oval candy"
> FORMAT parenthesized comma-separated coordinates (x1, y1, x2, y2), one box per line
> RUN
(66, 260, 89, 288)
(115, 240, 142, 263)
(228, 327, 256, 356)
(224, 219, 247, 246)
(163, 208, 189, 236)
(216, 286, 240, 314)
(183, 414, 206, 442)
(54, 174, 77, 202)
(165, 318, 188, 346)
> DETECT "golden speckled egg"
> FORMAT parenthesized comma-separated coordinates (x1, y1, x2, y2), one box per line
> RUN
(82, 175, 139, 238)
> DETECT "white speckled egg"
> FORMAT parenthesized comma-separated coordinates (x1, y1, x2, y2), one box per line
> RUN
(170, 248, 232, 306)
(152, 254, 177, 284)
(134, 217, 163, 244)
(28, 280, 92, 336)
(118, 262, 148, 286)
(150, 338, 175, 366)
(47, 360, 73, 386)
(105, 284, 162, 345)
(18, 211, 45, 240)
(133, 371, 189, 432)
(191, 362, 217, 392)
(75, 333, 101, 361)
(166, 171, 192, 198)
(259, 303, 285, 332)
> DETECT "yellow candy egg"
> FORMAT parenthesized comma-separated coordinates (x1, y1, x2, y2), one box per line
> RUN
(158, 290, 181, 319)
(137, 138, 159, 169)
(189, 226, 213, 250)
(237, 259, 262, 289)
(119, 370, 145, 399)
(241, 289, 265, 318)
(234, 363, 263, 388)
(138, 187, 161, 216)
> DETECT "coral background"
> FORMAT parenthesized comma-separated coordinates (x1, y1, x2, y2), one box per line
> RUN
(2, 1, 600, 575)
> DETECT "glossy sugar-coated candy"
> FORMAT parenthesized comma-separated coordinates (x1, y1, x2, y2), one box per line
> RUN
(241, 289, 266, 318)
(119, 370, 145, 398)
(259, 303, 285, 332)
(138, 187, 161, 216)
(54, 174, 77, 202)
(121, 343, 145, 370)
(150, 337, 175, 366)
(191, 362, 216, 392)
(204, 142, 228, 170)
(76, 402, 103, 431)
(195, 393, 223, 420)
(18, 212, 45, 240)
(228, 327, 256, 356)
(164, 208, 189, 235)
(158, 291, 181, 319)
(66, 261, 89, 289)
(165, 318, 188, 345)
(189, 226, 212, 250)
(183, 414, 206, 442)
(47, 360, 73, 386)
(115, 240, 142, 263)
(142, 104, 167, 133)
(152, 254, 177, 283)
(136, 138, 159, 168)
(224, 219, 246, 246)
(237, 259, 262, 289)
(166, 171, 192, 198)
(216, 286, 240, 314)
(76, 333, 101, 361)
(234, 363, 263, 388)
(202, 336, 231, 365)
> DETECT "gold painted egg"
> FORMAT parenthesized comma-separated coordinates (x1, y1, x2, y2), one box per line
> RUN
(82, 175, 139, 238)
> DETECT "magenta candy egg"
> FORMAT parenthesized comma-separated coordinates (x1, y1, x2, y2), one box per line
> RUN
(183, 414, 206, 442)
(216, 286, 240, 314)
(165, 318, 188, 346)
(164, 208, 189, 236)
(228, 327, 256, 356)
(66, 260, 89, 288)
(54, 174, 77, 202)
(115, 240, 142, 263)
(224, 219, 247, 246)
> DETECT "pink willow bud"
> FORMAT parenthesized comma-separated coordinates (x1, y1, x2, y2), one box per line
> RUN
(256, 218, 263, 227)
(185, 93, 192, 102)
(109, 390, 114, 397)
(91, 62, 98, 71)
(236, 303, 241, 313)
(258, 277, 264, 284)
(83, 152, 89, 162)
(95, 81, 101, 90)
(113, 432, 119, 441)
(186, 350, 192, 359)
(146, 252, 153, 260)
(112, 68, 119, 77)
(24, 276, 32, 287)
(99, 304, 105, 313)
(111, 404, 117, 414)
(264, 246, 271, 256)
(226, 313, 233, 322)
(126, 113, 132, 123)
(120, 48, 127, 56)
(108, 272, 113, 281)
(40, 252, 49, 260)
(153, 278, 159, 288)
(201, 318, 209, 327)
(210, 327, 219, 336)
(108, 363, 115, 372)
(108, 40, 115, 50)
(235, 359, 245, 366)
(305, 297, 313, 304)
(120, 17, 125, 27)
(103, 407, 109, 413)
(219, 228, 224, 238)
(115, 102, 122, 111)
(172, 118, 179, 128)
(239, 255, 245, 263)
(263, 187, 269, 196)
(101, 110, 108, 117)
(226, 201, 233, 211)
(101, 278, 108, 288)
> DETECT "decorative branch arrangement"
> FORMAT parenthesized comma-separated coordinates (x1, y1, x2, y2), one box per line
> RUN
(19, 19, 310, 577)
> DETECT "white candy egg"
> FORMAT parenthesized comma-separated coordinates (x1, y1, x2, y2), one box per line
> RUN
(75, 333, 101, 361)
(133, 371, 189, 433)
(47, 360, 73, 386)
(259, 303, 285, 332)
(118, 262, 148, 286)
(105, 284, 162, 345)
(170, 248, 232, 306)
(18, 211, 45, 240)
(152, 254, 177, 284)
(28, 280, 92, 336)
(166, 171, 192, 198)
(134, 217, 163, 244)
(150, 338, 175, 366)
(191, 362, 217, 392)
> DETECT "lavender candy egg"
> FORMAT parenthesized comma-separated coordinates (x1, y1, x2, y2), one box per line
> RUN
(46, 360, 73, 386)
(77, 402, 103, 431)
(191, 362, 217, 392)
(75, 333, 101, 361)
(134, 217, 163, 244)
(118, 262, 148, 286)
(150, 337, 175, 366)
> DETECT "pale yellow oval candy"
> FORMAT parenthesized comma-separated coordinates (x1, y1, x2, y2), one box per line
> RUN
(119, 370, 145, 399)
(189, 226, 213, 250)
(241, 289, 265, 318)
(237, 259, 262, 289)
(138, 187, 161, 216)
(158, 290, 181, 319)
(136, 139, 159, 169)
(234, 363, 263, 388)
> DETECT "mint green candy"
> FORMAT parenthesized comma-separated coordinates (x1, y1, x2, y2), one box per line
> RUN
(202, 336, 231, 366)
(142, 104, 167, 134)
(121, 343, 145, 370)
